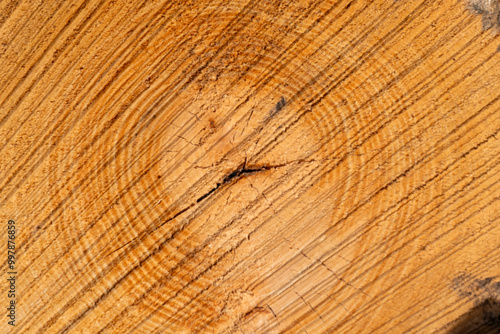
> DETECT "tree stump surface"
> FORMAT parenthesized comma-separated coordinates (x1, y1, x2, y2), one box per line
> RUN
(0, 0, 499, 333)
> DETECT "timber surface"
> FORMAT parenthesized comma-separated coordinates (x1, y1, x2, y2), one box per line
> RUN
(0, 0, 499, 333)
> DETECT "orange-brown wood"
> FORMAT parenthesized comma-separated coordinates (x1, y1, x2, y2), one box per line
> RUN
(0, 0, 499, 333)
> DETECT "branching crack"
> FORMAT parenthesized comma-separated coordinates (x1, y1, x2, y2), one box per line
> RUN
(107, 157, 288, 257)
(194, 156, 339, 170)
(195, 158, 281, 203)
(107, 152, 334, 258)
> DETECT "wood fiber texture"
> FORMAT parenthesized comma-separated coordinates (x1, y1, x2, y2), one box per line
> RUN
(0, 0, 499, 333)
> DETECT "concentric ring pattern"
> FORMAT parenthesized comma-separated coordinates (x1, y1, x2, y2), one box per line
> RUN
(0, 0, 499, 333)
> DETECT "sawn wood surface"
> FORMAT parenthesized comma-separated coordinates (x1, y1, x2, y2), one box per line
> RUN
(0, 0, 499, 333)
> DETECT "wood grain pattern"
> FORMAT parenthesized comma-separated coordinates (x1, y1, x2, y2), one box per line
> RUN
(0, 0, 499, 333)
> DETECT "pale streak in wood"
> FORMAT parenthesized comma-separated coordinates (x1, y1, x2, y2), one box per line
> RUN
(0, 0, 499, 333)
